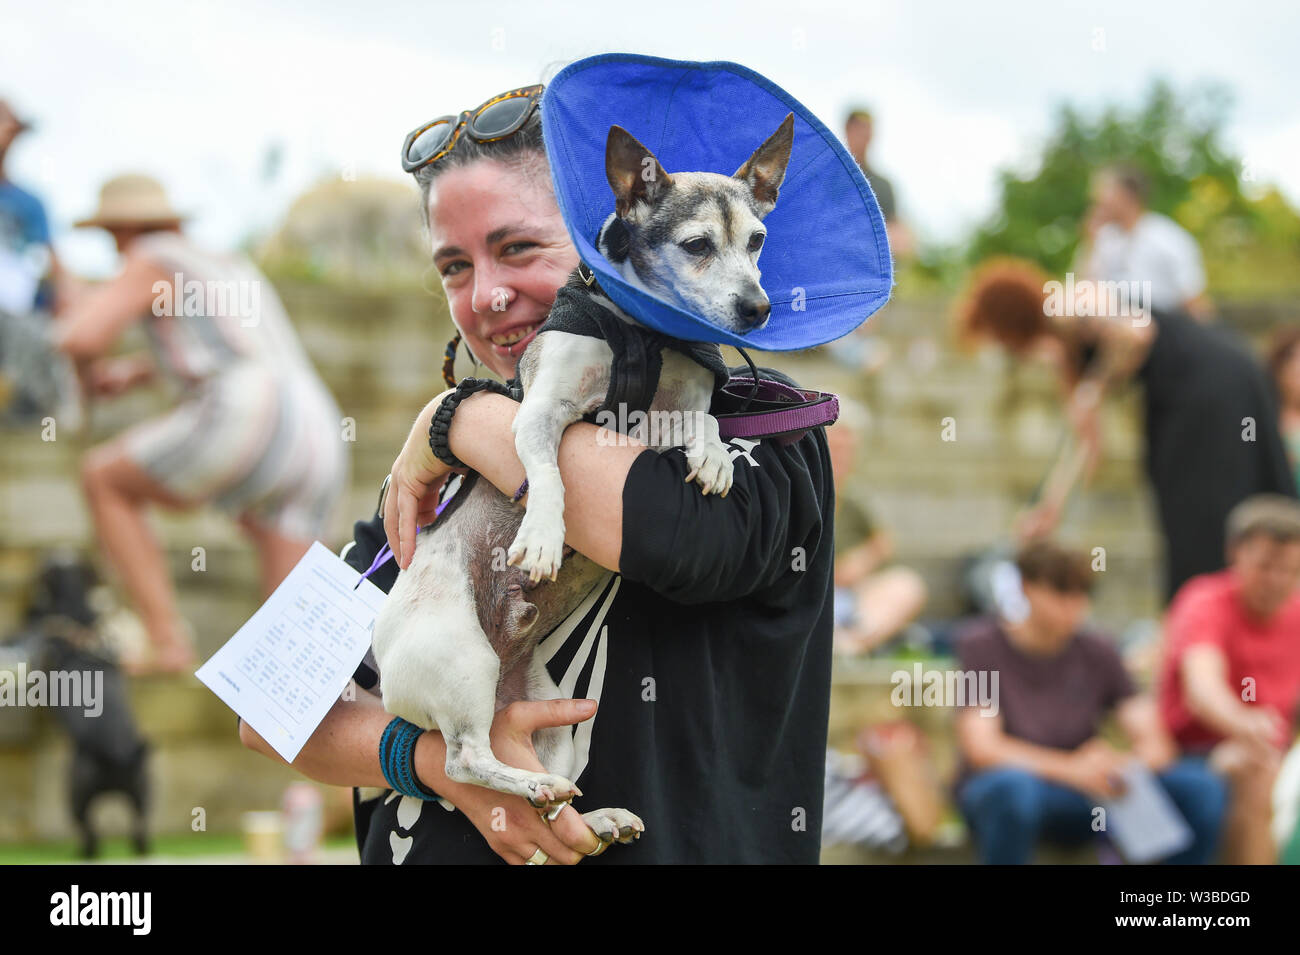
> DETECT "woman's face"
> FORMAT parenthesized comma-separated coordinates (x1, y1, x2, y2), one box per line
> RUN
(427, 158, 579, 380)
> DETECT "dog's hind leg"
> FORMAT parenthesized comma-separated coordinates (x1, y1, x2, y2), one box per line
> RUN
(438, 634, 580, 809)
(524, 655, 578, 811)
(524, 652, 645, 842)
(69, 763, 97, 859)
(129, 752, 150, 856)
(581, 808, 645, 853)
(377, 594, 580, 810)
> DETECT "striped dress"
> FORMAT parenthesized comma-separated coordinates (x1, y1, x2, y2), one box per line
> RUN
(120, 231, 347, 541)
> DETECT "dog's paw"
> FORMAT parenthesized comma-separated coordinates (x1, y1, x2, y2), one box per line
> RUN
(684, 440, 734, 497)
(507, 511, 567, 583)
(582, 807, 645, 856)
(582, 807, 645, 850)
(525, 773, 582, 810)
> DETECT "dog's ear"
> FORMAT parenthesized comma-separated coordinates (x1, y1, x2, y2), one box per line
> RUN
(733, 113, 795, 219)
(605, 125, 673, 220)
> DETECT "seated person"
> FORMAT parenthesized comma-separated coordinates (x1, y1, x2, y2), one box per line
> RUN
(954, 540, 1226, 864)
(827, 401, 927, 654)
(1158, 493, 1300, 864)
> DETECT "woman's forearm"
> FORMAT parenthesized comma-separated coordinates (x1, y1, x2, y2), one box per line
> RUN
(448, 391, 648, 572)
(238, 684, 458, 797)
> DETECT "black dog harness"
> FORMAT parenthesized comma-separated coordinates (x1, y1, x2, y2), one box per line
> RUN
(534, 266, 731, 422)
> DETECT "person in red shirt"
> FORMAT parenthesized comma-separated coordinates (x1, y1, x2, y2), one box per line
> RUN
(1159, 493, 1300, 864)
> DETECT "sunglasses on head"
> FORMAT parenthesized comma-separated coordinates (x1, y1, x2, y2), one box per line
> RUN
(401, 84, 544, 174)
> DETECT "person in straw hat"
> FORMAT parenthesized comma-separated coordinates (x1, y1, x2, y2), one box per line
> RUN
(54, 173, 348, 675)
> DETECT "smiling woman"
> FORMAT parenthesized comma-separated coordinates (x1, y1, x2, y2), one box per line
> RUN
(238, 70, 839, 867)
(426, 165, 576, 365)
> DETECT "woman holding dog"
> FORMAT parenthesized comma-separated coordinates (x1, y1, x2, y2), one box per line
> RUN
(957, 257, 1298, 606)
(240, 59, 891, 864)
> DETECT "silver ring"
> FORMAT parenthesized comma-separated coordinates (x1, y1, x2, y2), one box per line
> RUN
(525, 848, 548, 865)
(376, 473, 392, 519)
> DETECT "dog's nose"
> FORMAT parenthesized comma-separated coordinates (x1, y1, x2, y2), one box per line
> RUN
(734, 297, 770, 329)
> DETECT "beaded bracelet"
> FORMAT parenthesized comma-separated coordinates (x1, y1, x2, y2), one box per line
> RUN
(428, 377, 516, 469)
(379, 716, 439, 800)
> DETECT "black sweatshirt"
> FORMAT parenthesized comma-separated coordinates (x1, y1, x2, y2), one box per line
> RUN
(1136, 309, 1300, 603)
(344, 365, 835, 864)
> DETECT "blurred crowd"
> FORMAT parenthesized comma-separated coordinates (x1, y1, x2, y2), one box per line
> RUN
(0, 97, 347, 678)
(3, 88, 1299, 865)
(827, 109, 1300, 864)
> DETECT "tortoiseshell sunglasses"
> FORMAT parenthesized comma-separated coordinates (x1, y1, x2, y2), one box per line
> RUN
(400, 84, 543, 174)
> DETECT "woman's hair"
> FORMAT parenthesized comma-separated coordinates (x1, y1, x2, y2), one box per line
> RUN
(954, 256, 1102, 385)
(954, 257, 1052, 353)
(411, 107, 550, 226)
(409, 100, 552, 382)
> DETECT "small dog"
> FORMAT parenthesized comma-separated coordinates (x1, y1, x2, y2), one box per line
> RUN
(508, 115, 795, 581)
(10, 556, 151, 858)
(371, 116, 795, 846)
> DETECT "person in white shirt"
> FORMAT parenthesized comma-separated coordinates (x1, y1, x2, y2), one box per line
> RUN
(1079, 163, 1211, 320)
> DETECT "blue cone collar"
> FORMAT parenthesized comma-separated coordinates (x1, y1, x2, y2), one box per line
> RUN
(540, 53, 893, 352)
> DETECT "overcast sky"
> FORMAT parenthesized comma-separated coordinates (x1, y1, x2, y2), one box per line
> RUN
(3, 0, 1297, 276)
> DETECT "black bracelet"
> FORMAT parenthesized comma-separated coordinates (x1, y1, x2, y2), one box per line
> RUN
(428, 377, 515, 469)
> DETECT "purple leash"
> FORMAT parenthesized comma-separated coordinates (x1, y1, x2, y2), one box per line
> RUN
(353, 472, 530, 589)
(353, 492, 454, 589)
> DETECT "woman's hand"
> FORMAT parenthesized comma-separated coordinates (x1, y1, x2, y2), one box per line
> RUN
(1013, 497, 1063, 543)
(417, 699, 606, 865)
(383, 389, 458, 569)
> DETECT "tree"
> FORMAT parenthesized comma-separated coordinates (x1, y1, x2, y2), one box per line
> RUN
(966, 80, 1300, 294)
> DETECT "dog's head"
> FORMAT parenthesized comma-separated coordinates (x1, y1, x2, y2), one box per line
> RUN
(27, 553, 100, 632)
(598, 114, 795, 334)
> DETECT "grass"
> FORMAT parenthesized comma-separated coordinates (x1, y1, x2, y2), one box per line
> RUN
(0, 832, 357, 865)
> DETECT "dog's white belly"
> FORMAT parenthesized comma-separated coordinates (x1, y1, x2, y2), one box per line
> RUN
(370, 533, 485, 732)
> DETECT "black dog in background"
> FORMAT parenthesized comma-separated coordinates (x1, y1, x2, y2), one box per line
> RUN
(8, 555, 151, 858)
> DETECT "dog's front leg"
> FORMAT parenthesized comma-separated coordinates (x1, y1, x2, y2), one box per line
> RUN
(508, 333, 610, 583)
(681, 409, 734, 497)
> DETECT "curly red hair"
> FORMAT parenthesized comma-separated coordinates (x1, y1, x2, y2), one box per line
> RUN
(955, 257, 1052, 353)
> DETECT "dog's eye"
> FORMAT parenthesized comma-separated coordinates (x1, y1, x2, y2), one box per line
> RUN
(680, 237, 711, 256)
(748, 232, 765, 253)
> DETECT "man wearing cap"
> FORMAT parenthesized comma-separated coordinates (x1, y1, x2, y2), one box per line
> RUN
(54, 174, 347, 674)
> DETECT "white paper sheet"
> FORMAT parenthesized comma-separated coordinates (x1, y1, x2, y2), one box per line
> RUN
(197, 541, 386, 763)
(1103, 760, 1195, 864)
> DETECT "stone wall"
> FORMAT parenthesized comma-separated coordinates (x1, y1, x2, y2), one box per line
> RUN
(0, 283, 1292, 843)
